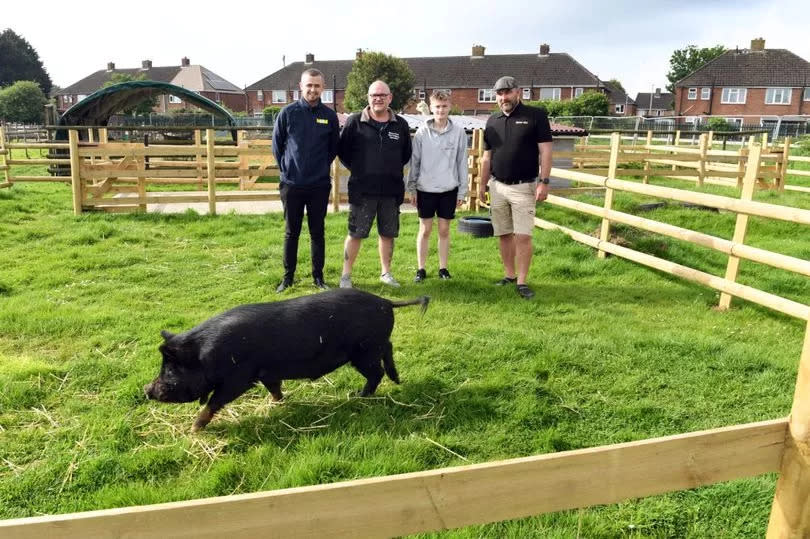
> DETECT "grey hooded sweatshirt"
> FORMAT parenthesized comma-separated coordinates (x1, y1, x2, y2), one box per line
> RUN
(406, 118, 468, 201)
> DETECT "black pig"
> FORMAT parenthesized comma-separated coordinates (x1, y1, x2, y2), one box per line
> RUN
(144, 288, 429, 431)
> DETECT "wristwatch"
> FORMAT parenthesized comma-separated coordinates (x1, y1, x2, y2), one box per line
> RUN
(540, 178, 550, 185)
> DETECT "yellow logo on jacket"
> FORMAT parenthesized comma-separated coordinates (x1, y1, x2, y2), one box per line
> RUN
(316, 118, 329, 125)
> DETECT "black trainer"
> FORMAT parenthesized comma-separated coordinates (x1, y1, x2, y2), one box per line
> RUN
(495, 277, 517, 286)
(516, 284, 535, 299)
(276, 277, 294, 293)
(414, 269, 427, 283)
(438, 268, 452, 280)
(313, 277, 329, 290)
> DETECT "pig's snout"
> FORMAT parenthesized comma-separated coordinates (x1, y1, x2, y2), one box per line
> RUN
(143, 381, 156, 400)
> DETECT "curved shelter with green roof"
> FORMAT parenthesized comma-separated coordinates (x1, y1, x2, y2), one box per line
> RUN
(56, 80, 236, 140)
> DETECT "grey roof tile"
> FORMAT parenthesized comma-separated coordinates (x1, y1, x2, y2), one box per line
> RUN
(675, 49, 810, 87)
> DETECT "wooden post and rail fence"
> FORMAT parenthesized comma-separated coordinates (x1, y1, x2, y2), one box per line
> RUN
(2, 131, 810, 536)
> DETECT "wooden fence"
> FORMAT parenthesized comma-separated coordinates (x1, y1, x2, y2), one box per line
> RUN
(1, 127, 485, 215)
(2, 133, 809, 536)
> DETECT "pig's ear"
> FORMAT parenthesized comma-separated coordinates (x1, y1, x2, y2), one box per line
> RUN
(160, 330, 176, 342)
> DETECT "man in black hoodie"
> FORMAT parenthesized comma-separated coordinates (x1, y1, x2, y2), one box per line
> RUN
(337, 80, 412, 289)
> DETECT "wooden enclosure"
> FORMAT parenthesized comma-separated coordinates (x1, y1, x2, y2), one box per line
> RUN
(1, 130, 809, 537)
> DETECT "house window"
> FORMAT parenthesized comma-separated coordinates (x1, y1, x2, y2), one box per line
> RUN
(765, 87, 791, 105)
(292, 90, 299, 101)
(415, 89, 426, 100)
(574, 87, 584, 97)
(478, 89, 496, 103)
(522, 88, 531, 100)
(257, 90, 263, 102)
(272, 90, 287, 104)
(721, 88, 747, 104)
(169, 95, 182, 104)
(804, 87, 810, 101)
(539, 88, 561, 101)
(688, 88, 697, 100)
(76, 94, 87, 102)
(615, 104, 624, 114)
(726, 118, 743, 128)
(700, 88, 711, 100)
(321, 90, 333, 103)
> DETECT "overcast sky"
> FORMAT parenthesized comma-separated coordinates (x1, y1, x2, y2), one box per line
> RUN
(5, 0, 808, 98)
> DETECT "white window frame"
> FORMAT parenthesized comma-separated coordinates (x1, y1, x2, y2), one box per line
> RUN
(256, 90, 264, 102)
(614, 104, 624, 114)
(77, 94, 87, 102)
(804, 87, 810, 101)
(539, 87, 561, 101)
(574, 87, 584, 97)
(522, 88, 531, 100)
(725, 117, 743, 128)
(169, 95, 182, 104)
(478, 89, 496, 103)
(688, 88, 697, 100)
(700, 88, 711, 100)
(271, 90, 287, 104)
(765, 87, 792, 105)
(321, 90, 333, 103)
(721, 88, 747, 104)
(292, 90, 300, 101)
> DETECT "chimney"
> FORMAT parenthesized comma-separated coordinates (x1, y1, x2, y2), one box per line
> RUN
(539, 43, 550, 56)
(141, 59, 152, 70)
(751, 37, 765, 51)
(305, 53, 314, 65)
(181, 57, 190, 67)
(655, 88, 661, 97)
(471, 44, 485, 58)
(106, 62, 115, 72)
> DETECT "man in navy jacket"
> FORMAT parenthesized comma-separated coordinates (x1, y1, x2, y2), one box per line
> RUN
(337, 80, 412, 288)
(272, 68, 339, 292)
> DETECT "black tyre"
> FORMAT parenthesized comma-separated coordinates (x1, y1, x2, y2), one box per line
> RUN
(458, 216, 494, 238)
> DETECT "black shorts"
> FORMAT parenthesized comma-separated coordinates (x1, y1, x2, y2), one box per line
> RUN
(416, 188, 458, 220)
(348, 195, 400, 239)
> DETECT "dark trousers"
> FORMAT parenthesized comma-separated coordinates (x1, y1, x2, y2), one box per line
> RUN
(280, 182, 331, 280)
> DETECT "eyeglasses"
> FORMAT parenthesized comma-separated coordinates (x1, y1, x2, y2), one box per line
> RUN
(368, 93, 390, 99)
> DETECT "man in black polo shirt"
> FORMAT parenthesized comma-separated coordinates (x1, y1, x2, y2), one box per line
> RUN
(477, 76, 553, 299)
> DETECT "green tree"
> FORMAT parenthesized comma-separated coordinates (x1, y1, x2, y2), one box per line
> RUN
(607, 79, 625, 93)
(665, 44, 726, 93)
(344, 51, 415, 112)
(0, 80, 47, 123)
(0, 29, 52, 95)
(527, 91, 609, 117)
(101, 73, 158, 115)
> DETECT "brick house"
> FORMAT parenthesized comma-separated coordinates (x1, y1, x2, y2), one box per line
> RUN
(245, 44, 611, 115)
(674, 38, 810, 127)
(604, 83, 636, 116)
(634, 89, 675, 117)
(54, 58, 246, 114)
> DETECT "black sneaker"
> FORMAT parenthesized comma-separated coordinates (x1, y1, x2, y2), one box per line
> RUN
(414, 269, 427, 283)
(495, 277, 517, 286)
(313, 277, 329, 290)
(438, 268, 452, 280)
(276, 277, 294, 293)
(516, 284, 535, 299)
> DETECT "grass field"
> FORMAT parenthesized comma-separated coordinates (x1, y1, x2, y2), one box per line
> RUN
(1, 154, 809, 537)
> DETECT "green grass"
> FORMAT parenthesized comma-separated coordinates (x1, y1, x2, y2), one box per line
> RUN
(0, 163, 808, 537)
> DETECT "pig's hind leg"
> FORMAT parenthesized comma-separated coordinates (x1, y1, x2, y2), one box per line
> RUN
(259, 376, 283, 401)
(350, 346, 385, 397)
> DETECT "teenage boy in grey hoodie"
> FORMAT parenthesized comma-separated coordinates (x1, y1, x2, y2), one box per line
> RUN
(406, 90, 468, 282)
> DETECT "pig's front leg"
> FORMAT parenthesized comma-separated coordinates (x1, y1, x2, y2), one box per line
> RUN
(192, 376, 256, 432)
(260, 377, 283, 402)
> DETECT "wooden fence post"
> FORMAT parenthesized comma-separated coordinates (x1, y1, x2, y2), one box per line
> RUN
(736, 147, 747, 189)
(237, 130, 248, 191)
(69, 129, 83, 215)
(717, 143, 762, 310)
(767, 319, 810, 537)
(707, 130, 714, 149)
(672, 130, 681, 172)
(136, 143, 147, 212)
(471, 129, 485, 210)
(0, 126, 11, 188)
(331, 158, 340, 213)
(597, 132, 620, 259)
(761, 132, 769, 152)
(779, 136, 790, 192)
(643, 130, 652, 184)
(206, 129, 216, 216)
(697, 133, 708, 187)
(195, 129, 203, 189)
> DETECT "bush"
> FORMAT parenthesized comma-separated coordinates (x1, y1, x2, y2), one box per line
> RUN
(263, 105, 282, 122)
(0, 80, 46, 123)
(526, 91, 609, 117)
(705, 117, 733, 132)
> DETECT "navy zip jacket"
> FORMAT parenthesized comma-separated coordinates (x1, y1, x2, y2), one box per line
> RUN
(272, 98, 339, 188)
(337, 107, 412, 205)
